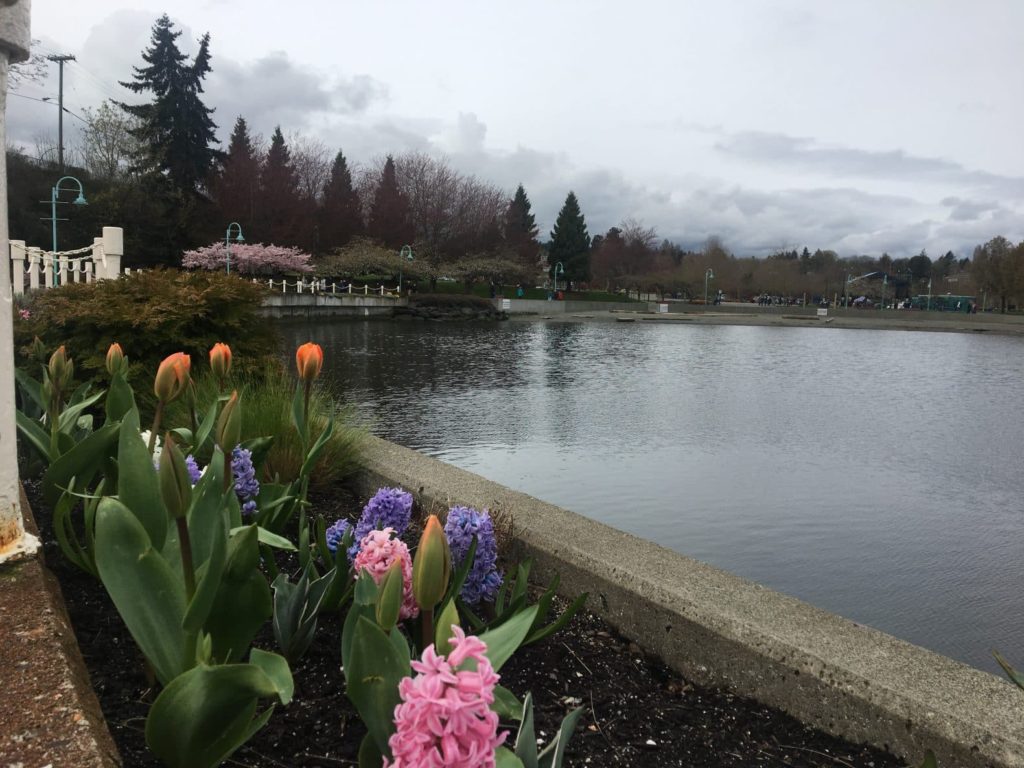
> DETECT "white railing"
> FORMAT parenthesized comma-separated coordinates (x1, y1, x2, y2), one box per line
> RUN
(253, 277, 403, 297)
(9, 226, 126, 296)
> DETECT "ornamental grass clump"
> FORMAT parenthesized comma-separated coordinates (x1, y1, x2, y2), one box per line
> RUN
(385, 626, 506, 768)
(445, 505, 503, 606)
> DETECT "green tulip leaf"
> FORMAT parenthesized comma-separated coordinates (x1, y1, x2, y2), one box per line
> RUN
(95, 497, 187, 685)
(43, 421, 120, 504)
(492, 685, 524, 721)
(497, 746, 527, 768)
(479, 604, 539, 672)
(346, 616, 406, 756)
(145, 654, 292, 768)
(117, 408, 168, 550)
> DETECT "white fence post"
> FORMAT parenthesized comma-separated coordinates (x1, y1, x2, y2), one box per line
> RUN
(102, 226, 123, 279)
(58, 254, 68, 285)
(84, 260, 93, 283)
(9, 239, 24, 295)
(91, 236, 104, 279)
(27, 246, 40, 290)
(42, 252, 53, 288)
(71, 258, 80, 282)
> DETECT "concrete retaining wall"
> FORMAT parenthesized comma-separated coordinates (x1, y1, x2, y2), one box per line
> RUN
(259, 293, 399, 319)
(496, 298, 651, 314)
(353, 434, 1024, 767)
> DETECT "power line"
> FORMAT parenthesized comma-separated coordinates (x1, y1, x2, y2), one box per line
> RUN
(9, 92, 91, 126)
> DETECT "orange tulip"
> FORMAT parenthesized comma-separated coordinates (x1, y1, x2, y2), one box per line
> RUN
(209, 342, 232, 381)
(295, 342, 323, 384)
(154, 352, 191, 403)
(105, 343, 126, 376)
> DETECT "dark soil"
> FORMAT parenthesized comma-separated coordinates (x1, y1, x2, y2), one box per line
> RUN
(27, 478, 908, 767)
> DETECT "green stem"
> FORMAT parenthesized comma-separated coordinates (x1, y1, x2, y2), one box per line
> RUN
(48, 401, 60, 460)
(421, 606, 434, 651)
(149, 401, 164, 455)
(302, 381, 312, 447)
(176, 516, 196, 600)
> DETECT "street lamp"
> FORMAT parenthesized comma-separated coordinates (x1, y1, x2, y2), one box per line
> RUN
(50, 175, 87, 286)
(224, 222, 244, 274)
(552, 261, 565, 294)
(704, 268, 714, 306)
(398, 245, 414, 294)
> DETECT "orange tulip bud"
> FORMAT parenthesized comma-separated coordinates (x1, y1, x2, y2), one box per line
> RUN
(215, 390, 241, 451)
(209, 342, 232, 381)
(413, 515, 451, 611)
(105, 342, 126, 377)
(154, 352, 191, 403)
(295, 342, 323, 384)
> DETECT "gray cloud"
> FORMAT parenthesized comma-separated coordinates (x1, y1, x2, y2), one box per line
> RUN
(716, 130, 1024, 200)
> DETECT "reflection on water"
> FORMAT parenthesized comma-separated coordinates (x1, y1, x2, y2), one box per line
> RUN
(283, 319, 1024, 673)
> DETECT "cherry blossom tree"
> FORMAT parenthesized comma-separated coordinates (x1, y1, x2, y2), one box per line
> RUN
(181, 242, 313, 274)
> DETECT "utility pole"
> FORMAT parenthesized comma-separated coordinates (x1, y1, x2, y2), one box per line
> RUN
(45, 54, 75, 173)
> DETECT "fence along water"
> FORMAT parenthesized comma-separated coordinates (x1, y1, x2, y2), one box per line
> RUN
(8, 226, 124, 295)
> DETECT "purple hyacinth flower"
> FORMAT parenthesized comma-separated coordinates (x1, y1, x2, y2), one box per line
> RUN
(185, 454, 202, 486)
(444, 506, 502, 605)
(325, 518, 353, 555)
(348, 487, 413, 560)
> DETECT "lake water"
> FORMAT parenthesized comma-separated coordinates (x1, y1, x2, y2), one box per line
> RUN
(281, 319, 1024, 674)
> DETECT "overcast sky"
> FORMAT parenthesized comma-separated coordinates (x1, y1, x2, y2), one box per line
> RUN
(14, 1, 1024, 257)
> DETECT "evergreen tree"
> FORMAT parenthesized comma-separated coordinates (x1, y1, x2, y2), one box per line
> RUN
(368, 155, 413, 249)
(549, 191, 591, 285)
(214, 116, 260, 234)
(119, 15, 222, 194)
(319, 150, 362, 251)
(504, 183, 540, 270)
(259, 126, 305, 245)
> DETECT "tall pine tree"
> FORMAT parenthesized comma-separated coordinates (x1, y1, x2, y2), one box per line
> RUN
(214, 116, 260, 234)
(259, 127, 305, 245)
(119, 15, 221, 194)
(319, 150, 362, 251)
(549, 191, 591, 286)
(504, 183, 539, 270)
(368, 155, 413, 249)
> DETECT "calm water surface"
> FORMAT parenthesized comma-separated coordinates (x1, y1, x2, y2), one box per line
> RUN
(282, 320, 1024, 673)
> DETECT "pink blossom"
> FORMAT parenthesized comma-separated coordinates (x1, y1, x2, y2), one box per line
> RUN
(17, 308, 30, 320)
(384, 626, 507, 768)
(352, 528, 419, 621)
(181, 241, 313, 274)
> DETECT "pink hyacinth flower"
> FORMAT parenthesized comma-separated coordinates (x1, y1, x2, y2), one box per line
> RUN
(18, 309, 30, 320)
(384, 625, 507, 768)
(352, 528, 419, 621)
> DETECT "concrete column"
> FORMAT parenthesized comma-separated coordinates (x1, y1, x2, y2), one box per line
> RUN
(101, 226, 122, 279)
(27, 246, 39, 290)
(0, 0, 39, 564)
(9, 239, 24, 296)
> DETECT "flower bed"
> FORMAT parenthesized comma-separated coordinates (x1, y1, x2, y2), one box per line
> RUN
(13, 339, 913, 767)
(25, 475, 907, 768)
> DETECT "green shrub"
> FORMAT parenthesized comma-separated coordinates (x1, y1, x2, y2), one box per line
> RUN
(169, 370, 364, 491)
(409, 293, 496, 310)
(14, 269, 279, 396)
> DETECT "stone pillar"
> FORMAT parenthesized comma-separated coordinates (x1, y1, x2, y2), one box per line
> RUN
(9, 239, 24, 296)
(0, 0, 39, 564)
(101, 226, 122, 279)
(27, 246, 39, 290)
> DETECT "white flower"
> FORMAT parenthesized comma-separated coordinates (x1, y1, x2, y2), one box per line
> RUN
(140, 430, 162, 468)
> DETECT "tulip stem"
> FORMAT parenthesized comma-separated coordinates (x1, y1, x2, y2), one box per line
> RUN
(149, 402, 164, 455)
(421, 607, 434, 651)
(176, 516, 196, 600)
